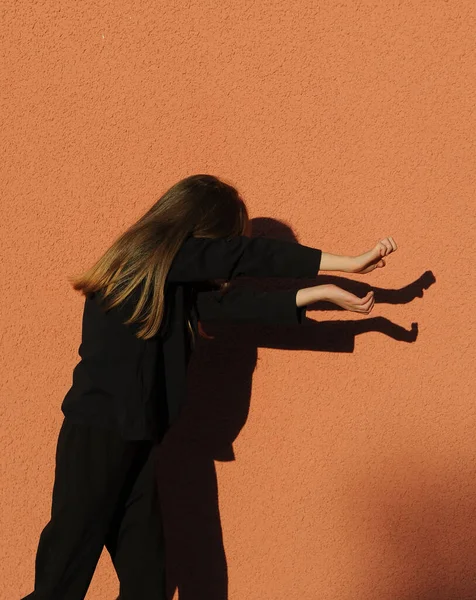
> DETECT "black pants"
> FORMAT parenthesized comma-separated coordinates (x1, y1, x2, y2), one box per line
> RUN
(22, 417, 167, 600)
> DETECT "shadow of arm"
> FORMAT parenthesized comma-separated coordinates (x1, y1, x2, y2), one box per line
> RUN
(202, 317, 418, 353)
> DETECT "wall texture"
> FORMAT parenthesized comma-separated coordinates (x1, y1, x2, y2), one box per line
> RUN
(2, 1, 475, 599)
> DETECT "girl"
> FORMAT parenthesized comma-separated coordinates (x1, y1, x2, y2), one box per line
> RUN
(21, 174, 397, 599)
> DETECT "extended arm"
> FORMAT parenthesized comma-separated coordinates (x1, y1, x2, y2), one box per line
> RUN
(168, 235, 398, 283)
(167, 235, 323, 283)
(195, 281, 375, 324)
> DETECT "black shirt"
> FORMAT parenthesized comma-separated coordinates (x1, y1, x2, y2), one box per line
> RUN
(60, 235, 322, 440)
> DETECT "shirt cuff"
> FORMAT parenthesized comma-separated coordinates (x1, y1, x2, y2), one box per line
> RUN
(271, 290, 308, 325)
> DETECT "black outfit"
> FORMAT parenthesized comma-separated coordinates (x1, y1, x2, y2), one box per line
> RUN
(22, 420, 166, 600)
(22, 235, 322, 599)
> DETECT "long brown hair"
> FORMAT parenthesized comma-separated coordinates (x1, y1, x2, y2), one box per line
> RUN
(68, 174, 249, 340)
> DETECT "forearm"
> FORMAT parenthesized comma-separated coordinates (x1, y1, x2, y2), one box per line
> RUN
(319, 252, 354, 273)
(296, 284, 330, 307)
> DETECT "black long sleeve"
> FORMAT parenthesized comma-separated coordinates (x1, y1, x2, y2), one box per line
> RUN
(194, 284, 307, 325)
(166, 235, 322, 283)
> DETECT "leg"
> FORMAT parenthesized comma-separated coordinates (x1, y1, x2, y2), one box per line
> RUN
(105, 443, 167, 600)
(22, 418, 147, 600)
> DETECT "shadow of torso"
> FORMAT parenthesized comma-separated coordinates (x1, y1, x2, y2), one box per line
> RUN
(154, 316, 364, 600)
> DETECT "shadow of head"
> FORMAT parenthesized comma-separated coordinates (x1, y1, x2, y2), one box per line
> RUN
(250, 216, 298, 242)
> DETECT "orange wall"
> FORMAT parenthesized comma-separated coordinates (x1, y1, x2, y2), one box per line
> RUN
(2, 1, 475, 599)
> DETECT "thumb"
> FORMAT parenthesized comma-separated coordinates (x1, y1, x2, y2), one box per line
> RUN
(374, 241, 387, 258)
(377, 259, 386, 268)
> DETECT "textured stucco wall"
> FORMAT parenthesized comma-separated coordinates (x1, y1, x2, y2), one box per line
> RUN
(2, 1, 475, 599)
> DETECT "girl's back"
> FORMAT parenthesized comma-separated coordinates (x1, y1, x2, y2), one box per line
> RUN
(61, 284, 178, 441)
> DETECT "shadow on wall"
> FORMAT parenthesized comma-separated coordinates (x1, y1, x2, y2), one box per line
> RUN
(155, 217, 435, 600)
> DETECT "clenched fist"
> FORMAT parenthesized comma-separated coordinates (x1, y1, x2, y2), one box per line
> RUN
(349, 237, 398, 274)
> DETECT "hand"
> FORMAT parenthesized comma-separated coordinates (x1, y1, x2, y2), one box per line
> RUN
(325, 284, 375, 313)
(296, 284, 375, 313)
(350, 237, 398, 274)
